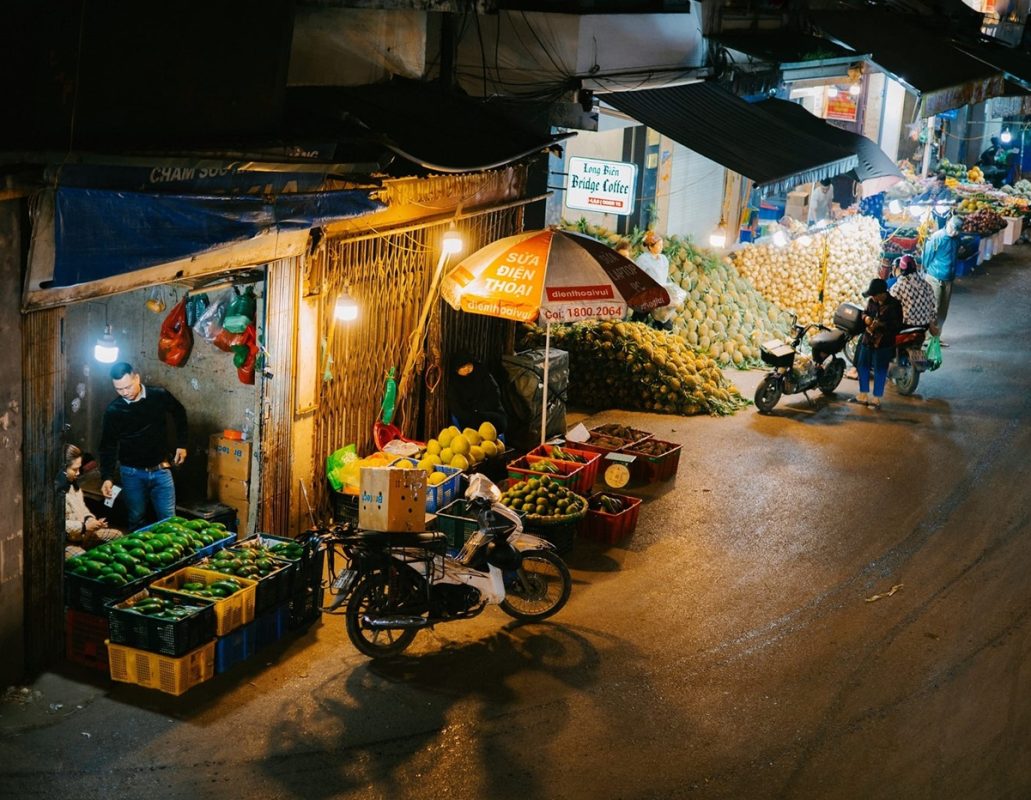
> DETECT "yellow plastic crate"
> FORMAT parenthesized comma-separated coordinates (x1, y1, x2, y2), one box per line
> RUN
(151, 567, 257, 636)
(106, 639, 215, 696)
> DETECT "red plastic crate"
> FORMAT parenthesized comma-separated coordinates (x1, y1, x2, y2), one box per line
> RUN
(524, 454, 596, 494)
(582, 493, 642, 545)
(527, 445, 601, 491)
(65, 608, 110, 672)
(507, 456, 584, 490)
(621, 440, 683, 483)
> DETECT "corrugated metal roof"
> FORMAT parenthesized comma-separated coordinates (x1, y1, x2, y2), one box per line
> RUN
(603, 82, 858, 195)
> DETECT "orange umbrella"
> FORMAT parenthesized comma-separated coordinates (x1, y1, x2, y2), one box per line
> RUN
(441, 229, 670, 443)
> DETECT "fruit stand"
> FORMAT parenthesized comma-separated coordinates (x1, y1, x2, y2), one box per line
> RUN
(64, 518, 324, 694)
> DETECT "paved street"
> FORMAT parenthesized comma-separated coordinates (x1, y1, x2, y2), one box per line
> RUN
(3, 248, 1030, 800)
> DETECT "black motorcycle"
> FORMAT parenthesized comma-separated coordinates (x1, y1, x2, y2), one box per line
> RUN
(754, 303, 863, 413)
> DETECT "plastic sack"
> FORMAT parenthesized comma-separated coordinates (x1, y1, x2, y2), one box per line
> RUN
(235, 324, 258, 384)
(185, 293, 209, 328)
(223, 286, 257, 333)
(326, 444, 359, 492)
(925, 335, 943, 371)
(193, 288, 232, 344)
(158, 297, 193, 367)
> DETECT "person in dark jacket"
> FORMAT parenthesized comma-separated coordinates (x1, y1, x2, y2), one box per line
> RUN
(851, 279, 903, 410)
(446, 351, 507, 435)
(99, 362, 188, 530)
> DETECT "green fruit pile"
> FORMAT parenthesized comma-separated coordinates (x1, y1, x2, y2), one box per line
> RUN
(268, 540, 306, 561)
(500, 477, 587, 524)
(203, 545, 286, 579)
(175, 577, 243, 599)
(120, 593, 206, 621)
(65, 516, 228, 587)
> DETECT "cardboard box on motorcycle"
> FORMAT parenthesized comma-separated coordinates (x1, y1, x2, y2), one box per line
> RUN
(359, 467, 427, 532)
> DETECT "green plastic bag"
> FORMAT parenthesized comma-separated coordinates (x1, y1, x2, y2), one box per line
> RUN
(326, 444, 358, 492)
(925, 334, 943, 371)
(224, 286, 257, 333)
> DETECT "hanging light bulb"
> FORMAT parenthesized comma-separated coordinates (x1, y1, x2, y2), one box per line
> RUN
(441, 224, 464, 255)
(848, 83, 862, 97)
(334, 287, 359, 322)
(709, 219, 728, 249)
(1001, 129, 1013, 144)
(94, 325, 119, 364)
(772, 230, 788, 247)
(888, 199, 903, 215)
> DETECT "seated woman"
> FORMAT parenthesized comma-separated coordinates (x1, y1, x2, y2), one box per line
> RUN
(446, 350, 508, 437)
(60, 444, 122, 559)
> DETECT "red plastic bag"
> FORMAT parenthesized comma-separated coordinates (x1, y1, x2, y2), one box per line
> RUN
(158, 297, 193, 367)
(235, 324, 258, 385)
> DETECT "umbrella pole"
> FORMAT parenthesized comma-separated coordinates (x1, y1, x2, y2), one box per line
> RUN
(540, 321, 551, 446)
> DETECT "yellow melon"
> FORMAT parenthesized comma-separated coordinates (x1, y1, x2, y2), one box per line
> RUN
(393, 459, 414, 470)
(449, 454, 470, 471)
(450, 434, 470, 455)
(462, 427, 482, 446)
(469, 445, 485, 464)
(427, 471, 448, 486)
(416, 458, 435, 473)
(425, 439, 442, 455)
(447, 425, 461, 438)
(478, 421, 498, 442)
(480, 440, 498, 458)
(438, 429, 454, 448)
(424, 453, 441, 466)
(439, 447, 454, 465)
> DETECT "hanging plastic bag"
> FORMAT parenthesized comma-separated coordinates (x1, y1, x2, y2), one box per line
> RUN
(326, 444, 358, 492)
(925, 334, 943, 371)
(193, 288, 233, 344)
(223, 286, 257, 333)
(158, 297, 193, 367)
(234, 324, 258, 385)
(185, 292, 209, 328)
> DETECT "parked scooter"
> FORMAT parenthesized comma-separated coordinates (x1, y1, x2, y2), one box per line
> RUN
(845, 325, 931, 396)
(754, 303, 861, 413)
(313, 474, 572, 658)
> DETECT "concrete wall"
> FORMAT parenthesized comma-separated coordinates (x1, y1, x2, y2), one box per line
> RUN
(662, 139, 726, 245)
(63, 283, 263, 516)
(0, 201, 24, 685)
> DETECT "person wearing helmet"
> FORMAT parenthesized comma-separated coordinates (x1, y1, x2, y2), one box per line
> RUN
(921, 216, 962, 341)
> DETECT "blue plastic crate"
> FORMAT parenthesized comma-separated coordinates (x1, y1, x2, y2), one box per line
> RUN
(425, 465, 463, 513)
(253, 604, 290, 650)
(956, 254, 977, 278)
(214, 622, 256, 673)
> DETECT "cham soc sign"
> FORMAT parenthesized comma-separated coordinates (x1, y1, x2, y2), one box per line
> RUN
(565, 157, 637, 217)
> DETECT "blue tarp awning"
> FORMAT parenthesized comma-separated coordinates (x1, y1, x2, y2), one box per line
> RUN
(51, 186, 384, 287)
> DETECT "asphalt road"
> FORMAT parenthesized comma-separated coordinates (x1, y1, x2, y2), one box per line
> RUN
(3, 248, 1030, 800)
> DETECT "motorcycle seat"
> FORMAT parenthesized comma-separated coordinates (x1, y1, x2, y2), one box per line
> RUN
(810, 328, 847, 360)
(899, 326, 927, 335)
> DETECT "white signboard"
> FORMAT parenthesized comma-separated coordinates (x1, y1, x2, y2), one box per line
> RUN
(565, 157, 637, 216)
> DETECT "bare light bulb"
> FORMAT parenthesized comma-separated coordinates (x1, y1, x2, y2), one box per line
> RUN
(334, 290, 359, 322)
(94, 326, 119, 364)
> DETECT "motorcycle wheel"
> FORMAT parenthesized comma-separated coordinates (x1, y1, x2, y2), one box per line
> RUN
(344, 573, 418, 658)
(500, 550, 572, 621)
(893, 359, 920, 395)
(818, 358, 845, 394)
(753, 375, 782, 413)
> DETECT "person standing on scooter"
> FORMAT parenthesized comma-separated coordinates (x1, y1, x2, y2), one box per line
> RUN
(852, 278, 903, 409)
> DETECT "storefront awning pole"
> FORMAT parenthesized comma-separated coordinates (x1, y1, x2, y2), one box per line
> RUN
(540, 322, 552, 447)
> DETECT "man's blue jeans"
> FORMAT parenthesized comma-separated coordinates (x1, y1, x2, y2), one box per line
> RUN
(120, 465, 176, 531)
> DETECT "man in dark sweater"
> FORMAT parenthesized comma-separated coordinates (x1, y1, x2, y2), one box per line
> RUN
(100, 362, 188, 530)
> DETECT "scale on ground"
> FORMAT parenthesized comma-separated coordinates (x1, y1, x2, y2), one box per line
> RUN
(602, 452, 636, 489)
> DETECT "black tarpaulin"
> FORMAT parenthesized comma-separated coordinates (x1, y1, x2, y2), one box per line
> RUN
(603, 82, 858, 195)
(756, 99, 902, 184)
(952, 37, 1031, 92)
(812, 11, 1006, 117)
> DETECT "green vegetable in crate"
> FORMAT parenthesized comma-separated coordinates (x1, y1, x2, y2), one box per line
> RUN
(270, 541, 305, 560)
(499, 477, 587, 523)
(530, 459, 561, 474)
(590, 494, 626, 514)
(550, 446, 587, 464)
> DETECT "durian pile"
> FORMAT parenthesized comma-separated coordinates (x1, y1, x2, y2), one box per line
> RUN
(728, 215, 881, 325)
(562, 220, 793, 367)
(520, 320, 748, 416)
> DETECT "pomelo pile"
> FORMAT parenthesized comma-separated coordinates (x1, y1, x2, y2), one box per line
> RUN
(417, 421, 502, 476)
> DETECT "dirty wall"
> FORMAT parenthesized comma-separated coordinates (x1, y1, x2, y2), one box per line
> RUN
(0, 201, 24, 685)
(63, 282, 263, 509)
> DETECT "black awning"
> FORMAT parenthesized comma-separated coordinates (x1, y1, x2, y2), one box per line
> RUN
(711, 31, 863, 68)
(286, 79, 570, 175)
(755, 99, 902, 184)
(812, 11, 1006, 117)
(603, 82, 858, 195)
(952, 37, 1031, 92)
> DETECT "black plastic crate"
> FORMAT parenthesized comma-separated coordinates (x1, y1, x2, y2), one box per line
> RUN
(760, 340, 796, 368)
(107, 589, 216, 657)
(251, 533, 326, 597)
(288, 585, 324, 630)
(199, 542, 296, 615)
(254, 604, 290, 650)
(65, 571, 153, 616)
(523, 518, 582, 556)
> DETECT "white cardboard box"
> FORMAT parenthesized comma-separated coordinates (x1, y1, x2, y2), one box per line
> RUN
(359, 468, 427, 532)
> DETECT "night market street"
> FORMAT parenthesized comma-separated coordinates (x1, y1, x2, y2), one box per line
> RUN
(3, 249, 1030, 800)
